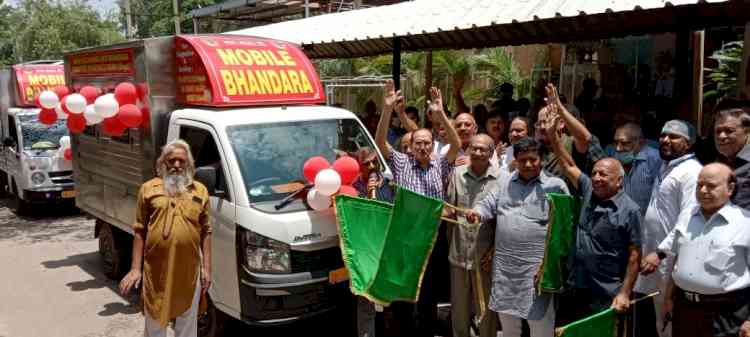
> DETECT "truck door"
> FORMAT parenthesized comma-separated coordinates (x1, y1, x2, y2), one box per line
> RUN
(4, 115, 21, 190)
(178, 122, 240, 311)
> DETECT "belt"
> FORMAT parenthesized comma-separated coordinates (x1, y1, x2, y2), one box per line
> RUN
(679, 287, 750, 304)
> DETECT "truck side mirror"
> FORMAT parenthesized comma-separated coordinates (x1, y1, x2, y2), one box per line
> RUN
(195, 166, 226, 198)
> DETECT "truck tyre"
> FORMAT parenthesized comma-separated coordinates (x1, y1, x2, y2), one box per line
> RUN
(10, 182, 29, 215)
(198, 296, 228, 337)
(0, 173, 9, 198)
(99, 222, 126, 280)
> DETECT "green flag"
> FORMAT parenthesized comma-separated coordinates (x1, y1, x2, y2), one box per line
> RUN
(555, 308, 618, 337)
(536, 193, 582, 293)
(335, 186, 444, 305)
(335, 196, 392, 296)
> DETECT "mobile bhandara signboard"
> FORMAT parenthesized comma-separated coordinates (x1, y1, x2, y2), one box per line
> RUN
(175, 35, 325, 107)
(12, 64, 65, 107)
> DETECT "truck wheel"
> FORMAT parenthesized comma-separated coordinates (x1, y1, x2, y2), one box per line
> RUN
(0, 174, 9, 198)
(99, 222, 125, 280)
(10, 183, 29, 215)
(198, 296, 228, 337)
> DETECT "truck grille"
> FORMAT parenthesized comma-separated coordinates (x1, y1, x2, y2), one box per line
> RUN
(48, 171, 72, 178)
(290, 247, 344, 274)
(48, 171, 74, 184)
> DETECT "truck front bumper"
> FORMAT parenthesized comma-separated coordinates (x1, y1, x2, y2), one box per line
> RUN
(23, 185, 76, 203)
(236, 247, 350, 326)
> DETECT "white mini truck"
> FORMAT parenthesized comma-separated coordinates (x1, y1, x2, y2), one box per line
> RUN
(64, 35, 383, 334)
(0, 61, 75, 213)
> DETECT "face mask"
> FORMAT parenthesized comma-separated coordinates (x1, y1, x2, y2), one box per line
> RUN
(614, 151, 635, 165)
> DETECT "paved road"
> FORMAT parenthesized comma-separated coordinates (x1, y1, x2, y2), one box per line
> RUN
(0, 199, 349, 337)
(0, 200, 143, 337)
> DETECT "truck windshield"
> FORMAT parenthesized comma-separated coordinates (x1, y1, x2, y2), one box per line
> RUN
(18, 114, 68, 150)
(227, 119, 377, 206)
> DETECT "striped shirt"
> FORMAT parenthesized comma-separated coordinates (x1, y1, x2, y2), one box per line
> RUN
(387, 150, 454, 200)
(621, 146, 662, 215)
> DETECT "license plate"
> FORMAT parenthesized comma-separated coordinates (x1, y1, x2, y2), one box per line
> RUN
(328, 267, 349, 284)
(62, 190, 77, 198)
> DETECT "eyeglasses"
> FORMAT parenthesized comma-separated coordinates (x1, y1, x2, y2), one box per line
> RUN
(469, 146, 491, 154)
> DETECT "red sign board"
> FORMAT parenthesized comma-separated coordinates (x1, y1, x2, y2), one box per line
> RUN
(175, 35, 325, 107)
(68, 48, 135, 78)
(12, 64, 65, 107)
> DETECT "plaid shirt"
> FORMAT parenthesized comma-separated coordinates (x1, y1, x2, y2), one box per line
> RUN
(387, 150, 453, 200)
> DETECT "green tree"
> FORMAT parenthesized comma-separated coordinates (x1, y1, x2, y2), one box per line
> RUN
(704, 40, 744, 103)
(474, 48, 522, 99)
(0, 0, 16, 64)
(8, 0, 124, 63)
(119, 0, 216, 38)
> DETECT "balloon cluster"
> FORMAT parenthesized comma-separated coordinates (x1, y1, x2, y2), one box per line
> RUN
(36, 82, 148, 136)
(58, 136, 72, 161)
(302, 156, 360, 211)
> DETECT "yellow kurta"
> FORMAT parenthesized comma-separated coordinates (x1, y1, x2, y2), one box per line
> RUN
(132, 178, 211, 328)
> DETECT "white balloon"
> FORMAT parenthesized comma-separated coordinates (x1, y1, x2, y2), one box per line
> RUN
(94, 93, 119, 118)
(314, 168, 342, 196)
(39, 90, 59, 109)
(64, 93, 86, 114)
(83, 104, 103, 125)
(55, 103, 68, 120)
(306, 188, 331, 211)
(59, 136, 71, 149)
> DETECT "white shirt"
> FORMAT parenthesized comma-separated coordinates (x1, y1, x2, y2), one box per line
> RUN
(634, 153, 702, 293)
(658, 203, 750, 295)
(433, 140, 450, 156)
(491, 146, 514, 172)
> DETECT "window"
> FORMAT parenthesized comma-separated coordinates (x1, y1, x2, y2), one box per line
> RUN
(7, 116, 18, 151)
(17, 114, 67, 150)
(179, 125, 230, 201)
(226, 118, 376, 209)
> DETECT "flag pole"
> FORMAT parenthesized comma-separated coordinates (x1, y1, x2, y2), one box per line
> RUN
(630, 291, 660, 305)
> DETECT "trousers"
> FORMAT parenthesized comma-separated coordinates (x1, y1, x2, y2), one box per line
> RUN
(450, 265, 497, 337)
(497, 297, 555, 337)
(144, 278, 201, 337)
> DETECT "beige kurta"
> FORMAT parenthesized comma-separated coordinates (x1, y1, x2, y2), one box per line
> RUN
(132, 178, 211, 328)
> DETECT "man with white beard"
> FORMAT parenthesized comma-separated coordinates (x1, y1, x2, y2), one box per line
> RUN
(119, 139, 212, 337)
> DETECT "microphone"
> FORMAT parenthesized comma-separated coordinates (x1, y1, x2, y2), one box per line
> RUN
(368, 172, 378, 199)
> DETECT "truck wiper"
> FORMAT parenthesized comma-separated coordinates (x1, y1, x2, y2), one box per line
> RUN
(273, 183, 312, 210)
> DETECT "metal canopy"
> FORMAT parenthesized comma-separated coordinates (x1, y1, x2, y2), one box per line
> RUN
(226, 0, 750, 59)
(191, 0, 403, 24)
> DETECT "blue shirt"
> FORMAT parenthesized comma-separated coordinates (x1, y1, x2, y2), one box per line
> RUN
(475, 171, 569, 319)
(387, 150, 453, 200)
(620, 146, 662, 215)
(573, 174, 642, 298)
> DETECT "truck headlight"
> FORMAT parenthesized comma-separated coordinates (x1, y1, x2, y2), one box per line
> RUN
(28, 157, 50, 171)
(30, 172, 46, 185)
(240, 228, 291, 274)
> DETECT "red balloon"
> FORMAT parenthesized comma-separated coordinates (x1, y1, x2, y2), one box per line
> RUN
(60, 96, 71, 114)
(302, 156, 330, 183)
(140, 105, 150, 129)
(54, 86, 70, 100)
(64, 148, 72, 161)
(137, 83, 149, 101)
(38, 108, 57, 125)
(79, 86, 100, 104)
(102, 117, 127, 136)
(66, 114, 87, 134)
(116, 104, 142, 128)
(114, 82, 137, 105)
(337, 185, 359, 197)
(332, 156, 360, 185)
